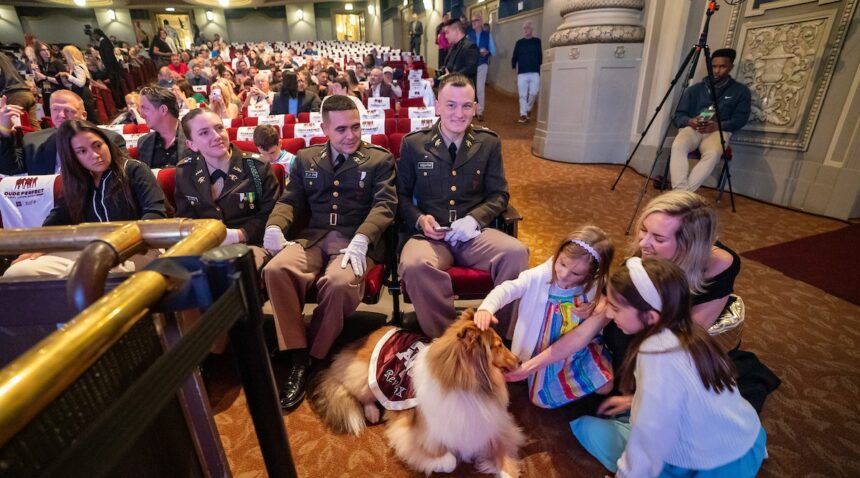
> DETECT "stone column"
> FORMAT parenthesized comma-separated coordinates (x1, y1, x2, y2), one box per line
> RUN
(533, 0, 645, 164)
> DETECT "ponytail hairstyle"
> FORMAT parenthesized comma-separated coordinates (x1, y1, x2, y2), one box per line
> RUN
(611, 258, 736, 395)
(551, 225, 614, 298)
(56, 120, 135, 224)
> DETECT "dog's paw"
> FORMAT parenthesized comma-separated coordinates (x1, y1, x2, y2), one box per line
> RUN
(363, 403, 381, 424)
(475, 457, 499, 474)
(430, 452, 457, 474)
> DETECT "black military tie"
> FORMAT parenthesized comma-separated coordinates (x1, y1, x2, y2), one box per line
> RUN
(448, 142, 457, 162)
(334, 154, 346, 171)
(210, 169, 228, 183)
(209, 169, 228, 198)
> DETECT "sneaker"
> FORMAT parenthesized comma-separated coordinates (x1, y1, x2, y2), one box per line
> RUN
(517, 116, 528, 124)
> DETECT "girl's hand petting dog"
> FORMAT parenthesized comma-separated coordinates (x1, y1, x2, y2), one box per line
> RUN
(597, 395, 633, 416)
(473, 309, 498, 331)
(504, 360, 532, 382)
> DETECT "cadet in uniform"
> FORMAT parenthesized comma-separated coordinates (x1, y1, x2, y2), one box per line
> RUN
(174, 108, 279, 251)
(397, 73, 528, 339)
(262, 95, 397, 409)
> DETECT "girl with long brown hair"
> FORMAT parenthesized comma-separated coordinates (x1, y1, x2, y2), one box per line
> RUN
(572, 258, 766, 477)
(4, 120, 166, 278)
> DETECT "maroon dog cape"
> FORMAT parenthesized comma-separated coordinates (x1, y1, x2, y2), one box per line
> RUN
(368, 328, 431, 410)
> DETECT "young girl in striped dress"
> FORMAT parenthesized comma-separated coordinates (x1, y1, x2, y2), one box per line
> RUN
(475, 226, 615, 408)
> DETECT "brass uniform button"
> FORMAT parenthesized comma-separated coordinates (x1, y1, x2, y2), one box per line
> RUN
(333, 192, 339, 198)
(423, 171, 428, 176)
(449, 200, 455, 205)
(334, 180, 340, 186)
(452, 170, 457, 176)
(450, 185, 456, 192)
(332, 204, 338, 210)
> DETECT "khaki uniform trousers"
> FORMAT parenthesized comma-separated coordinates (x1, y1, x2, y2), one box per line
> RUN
(670, 127, 733, 192)
(399, 228, 529, 339)
(262, 230, 372, 359)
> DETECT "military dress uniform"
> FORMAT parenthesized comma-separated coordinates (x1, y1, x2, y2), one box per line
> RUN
(174, 147, 279, 247)
(263, 141, 397, 359)
(397, 122, 529, 338)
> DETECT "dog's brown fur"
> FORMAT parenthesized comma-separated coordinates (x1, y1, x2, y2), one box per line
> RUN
(309, 310, 525, 476)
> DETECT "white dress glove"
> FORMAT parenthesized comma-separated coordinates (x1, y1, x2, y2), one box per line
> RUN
(264, 226, 289, 254)
(340, 233, 369, 277)
(221, 228, 242, 246)
(444, 215, 481, 246)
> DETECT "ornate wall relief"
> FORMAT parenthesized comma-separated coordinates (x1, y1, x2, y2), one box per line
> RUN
(725, 0, 857, 150)
(744, 0, 842, 18)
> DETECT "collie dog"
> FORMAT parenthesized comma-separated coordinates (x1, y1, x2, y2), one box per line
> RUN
(309, 310, 525, 476)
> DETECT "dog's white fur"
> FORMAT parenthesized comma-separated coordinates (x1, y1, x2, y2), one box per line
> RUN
(309, 312, 525, 476)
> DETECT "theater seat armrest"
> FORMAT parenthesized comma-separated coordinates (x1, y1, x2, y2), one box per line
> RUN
(502, 205, 523, 224)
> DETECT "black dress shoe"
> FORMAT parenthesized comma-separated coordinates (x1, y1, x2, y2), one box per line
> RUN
(279, 361, 310, 410)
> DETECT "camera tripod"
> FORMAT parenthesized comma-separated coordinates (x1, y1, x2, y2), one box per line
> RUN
(611, 0, 735, 234)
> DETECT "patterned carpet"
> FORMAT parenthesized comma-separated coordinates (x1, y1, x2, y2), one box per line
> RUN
(211, 88, 860, 477)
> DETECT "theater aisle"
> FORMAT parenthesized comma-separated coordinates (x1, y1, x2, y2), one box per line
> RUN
(212, 86, 860, 478)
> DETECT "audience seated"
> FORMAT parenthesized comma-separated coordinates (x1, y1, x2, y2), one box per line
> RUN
(111, 92, 147, 125)
(261, 95, 397, 410)
(271, 71, 321, 116)
(0, 90, 127, 176)
(397, 74, 528, 338)
(174, 108, 278, 250)
(136, 86, 190, 168)
(208, 79, 240, 120)
(253, 124, 296, 169)
(185, 59, 210, 87)
(4, 119, 166, 278)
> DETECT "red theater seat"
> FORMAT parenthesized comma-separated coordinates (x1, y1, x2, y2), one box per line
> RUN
(369, 134, 388, 150)
(128, 147, 138, 159)
(388, 133, 405, 159)
(156, 168, 176, 210)
(232, 140, 258, 153)
(281, 138, 304, 155)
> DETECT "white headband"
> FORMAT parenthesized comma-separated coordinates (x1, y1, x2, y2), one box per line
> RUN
(571, 239, 600, 264)
(626, 257, 662, 312)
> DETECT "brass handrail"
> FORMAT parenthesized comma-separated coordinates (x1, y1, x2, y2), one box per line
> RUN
(0, 218, 206, 254)
(0, 219, 226, 446)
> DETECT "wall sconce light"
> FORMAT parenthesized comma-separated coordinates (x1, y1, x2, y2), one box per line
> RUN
(73, 0, 86, 6)
(368, 4, 375, 16)
(345, 3, 353, 10)
(219, 0, 229, 7)
(107, 9, 116, 21)
(423, 0, 432, 10)
(402, 0, 408, 6)
(166, 7, 175, 12)
(296, 9, 304, 21)
(206, 10, 214, 21)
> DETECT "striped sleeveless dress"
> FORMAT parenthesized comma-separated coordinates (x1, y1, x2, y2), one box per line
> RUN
(527, 284, 613, 408)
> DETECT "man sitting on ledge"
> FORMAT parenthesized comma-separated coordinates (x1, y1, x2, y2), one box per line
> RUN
(669, 48, 751, 192)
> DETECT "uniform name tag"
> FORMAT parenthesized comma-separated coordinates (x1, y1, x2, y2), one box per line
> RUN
(418, 162, 434, 170)
(304, 171, 319, 179)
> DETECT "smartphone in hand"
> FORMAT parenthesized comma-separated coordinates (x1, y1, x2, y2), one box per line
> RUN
(434, 226, 452, 232)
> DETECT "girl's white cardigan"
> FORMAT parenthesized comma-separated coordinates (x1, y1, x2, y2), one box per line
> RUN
(479, 258, 593, 361)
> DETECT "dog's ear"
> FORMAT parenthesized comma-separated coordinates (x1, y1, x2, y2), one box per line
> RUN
(459, 308, 476, 323)
(457, 325, 480, 349)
